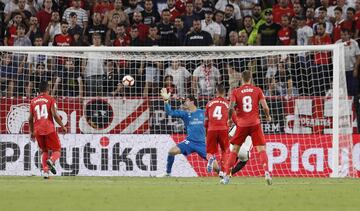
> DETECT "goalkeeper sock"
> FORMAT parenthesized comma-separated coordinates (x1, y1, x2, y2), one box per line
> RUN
(42, 152, 49, 172)
(166, 155, 175, 174)
(259, 150, 269, 172)
(50, 151, 61, 163)
(225, 151, 237, 175)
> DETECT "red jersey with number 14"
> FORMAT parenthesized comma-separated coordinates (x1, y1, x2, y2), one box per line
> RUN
(231, 84, 265, 127)
(30, 94, 56, 135)
(205, 96, 229, 131)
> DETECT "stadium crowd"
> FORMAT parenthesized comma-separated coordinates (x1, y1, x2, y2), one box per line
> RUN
(0, 0, 359, 98)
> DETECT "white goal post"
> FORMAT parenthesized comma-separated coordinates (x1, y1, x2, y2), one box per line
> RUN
(0, 44, 356, 178)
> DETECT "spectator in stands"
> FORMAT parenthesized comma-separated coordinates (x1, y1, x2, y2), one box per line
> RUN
(182, 2, 196, 32)
(157, 9, 178, 46)
(164, 60, 191, 97)
(44, 11, 61, 45)
(273, 62, 294, 96)
(5, 0, 32, 26)
(113, 24, 130, 46)
(311, 22, 332, 96)
(226, 62, 241, 95)
(240, 15, 257, 45)
(130, 11, 149, 42)
(142, 0, 161, 26)
(14, 23, 31, 46)
(4, 0, 19, 22)
(0, 52, 16, 97)
(163, 75, 177, 97)
(333, 7, 345, 43)
(82, 32, 104, 96)
(36, 0, 53, 34)
(28, 63, 52, 96)
(192, 60, 221, 97)
(0, 2, 5, 45)
(295, 15, 314, 96)
(26, 16, 41, 45)
(240, 0, 257, 16)
(272, 0, 295, 24)
(313, 6, 333, 35)
(343, 7, 357, 37)
(53, 21, 73, 46)
(129, 25, 142, 46)
(184, 19, 213, 46)
(214, 11, 226, 46)
(174, 17, 186, 45)
(336, 29, 360, 96)
(215, 0, 242, 28)
(103, 0, 130, 27)
(84, 12, 107, 45)
(93, 0, 114, 17)
(305, 0, 317, 9)
(26, 35, 46, 81)
(4, 12, 23, 46)
(315, 0, 332, 20)
(63, 0, 88, 29)
(293, 2, 303, 18)
(141, 58, 162, 97)
(228, 31, 240, 46)
(26, 0, 38, 16)
(238, 31, 249, 45)
(143, 24, 159, 46)
(68, 12, 83, 39)
(52, 58, 83, 97)
(329, 0, 349, 20)
(167, 0, 181, 22)
(105, 13, 123, 45)
(278, 15, 296, 45)
(193, 0, 206, 19)
(252, 4, 265, 30)
(201, 10, 220, 45)
(223, 4, 238, 45)
(124, 0, 144, 18)
(306, 7, 316, 27)
(102, 60, 123, 96)
(257, 10, 281, 46)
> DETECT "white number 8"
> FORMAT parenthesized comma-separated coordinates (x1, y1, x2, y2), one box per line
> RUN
(242, 96, 252, 112)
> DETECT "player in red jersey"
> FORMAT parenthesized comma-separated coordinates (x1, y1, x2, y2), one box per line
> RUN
(204, 84, 230, 174)
(222, 70, 272, 185)
(28, 81, 67, 179)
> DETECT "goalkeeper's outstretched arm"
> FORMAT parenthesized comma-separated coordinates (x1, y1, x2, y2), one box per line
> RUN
(161, 88, 187, 118)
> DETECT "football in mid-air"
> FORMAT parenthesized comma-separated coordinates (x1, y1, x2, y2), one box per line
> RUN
(122, 75, 135, 86)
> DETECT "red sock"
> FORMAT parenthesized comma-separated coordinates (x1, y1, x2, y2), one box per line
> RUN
(259, 150, 269, 172)
(42, 152, 49, 172)
(50, 151, 61, 163)
(225, 151, 238, 175)
(220, 151, 228, 171)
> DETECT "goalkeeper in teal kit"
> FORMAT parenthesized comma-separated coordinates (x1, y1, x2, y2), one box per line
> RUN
(159, 88, 218, 176)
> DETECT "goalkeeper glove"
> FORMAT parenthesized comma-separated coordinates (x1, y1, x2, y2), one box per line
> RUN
(160, 88, 171, 102)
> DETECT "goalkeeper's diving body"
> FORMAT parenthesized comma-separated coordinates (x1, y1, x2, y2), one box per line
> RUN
(159, 88, 219, 176)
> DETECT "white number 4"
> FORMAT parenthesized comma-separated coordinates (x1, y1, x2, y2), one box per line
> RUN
(212, 106, 222, 120)
(34, 104, 48, 120)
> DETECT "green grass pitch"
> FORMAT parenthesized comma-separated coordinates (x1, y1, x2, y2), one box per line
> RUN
(0, 177, 359, 211)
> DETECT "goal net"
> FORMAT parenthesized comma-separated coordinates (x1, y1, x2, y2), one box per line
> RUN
(0, 45, 357, 178)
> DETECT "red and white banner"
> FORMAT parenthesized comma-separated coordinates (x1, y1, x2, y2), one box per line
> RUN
(0, 98, 149, 134)
(1, 134, 359, 177)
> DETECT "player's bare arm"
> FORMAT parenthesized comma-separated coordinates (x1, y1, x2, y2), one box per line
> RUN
(260, 99, 271, 122)
(51, 104, 67, 133)
(28, 112, 35, 141)
(227, 101, 236, 127)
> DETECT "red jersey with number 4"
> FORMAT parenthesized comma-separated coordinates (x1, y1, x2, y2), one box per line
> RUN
(231, 84, 265, 127)
(205, 96, 229, 131)
(30, 94, 56, 135)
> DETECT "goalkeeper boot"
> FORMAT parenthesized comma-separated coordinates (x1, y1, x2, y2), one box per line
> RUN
(156, 173, 171, 177)
(218, 171, 225, 179)
(265, 171, 272, 185)
(220, 175, 230, 185)
(206, 156, 216, 173)
(46, 159, 57, 175)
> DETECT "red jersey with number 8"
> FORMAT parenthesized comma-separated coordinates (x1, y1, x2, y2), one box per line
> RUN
(205, 96, 229, 131)
(30, 94, 56, 135)
(231, 84, 265, 127)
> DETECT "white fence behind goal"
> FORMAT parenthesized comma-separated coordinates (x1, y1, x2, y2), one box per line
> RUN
(0, 45, 357, 178)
